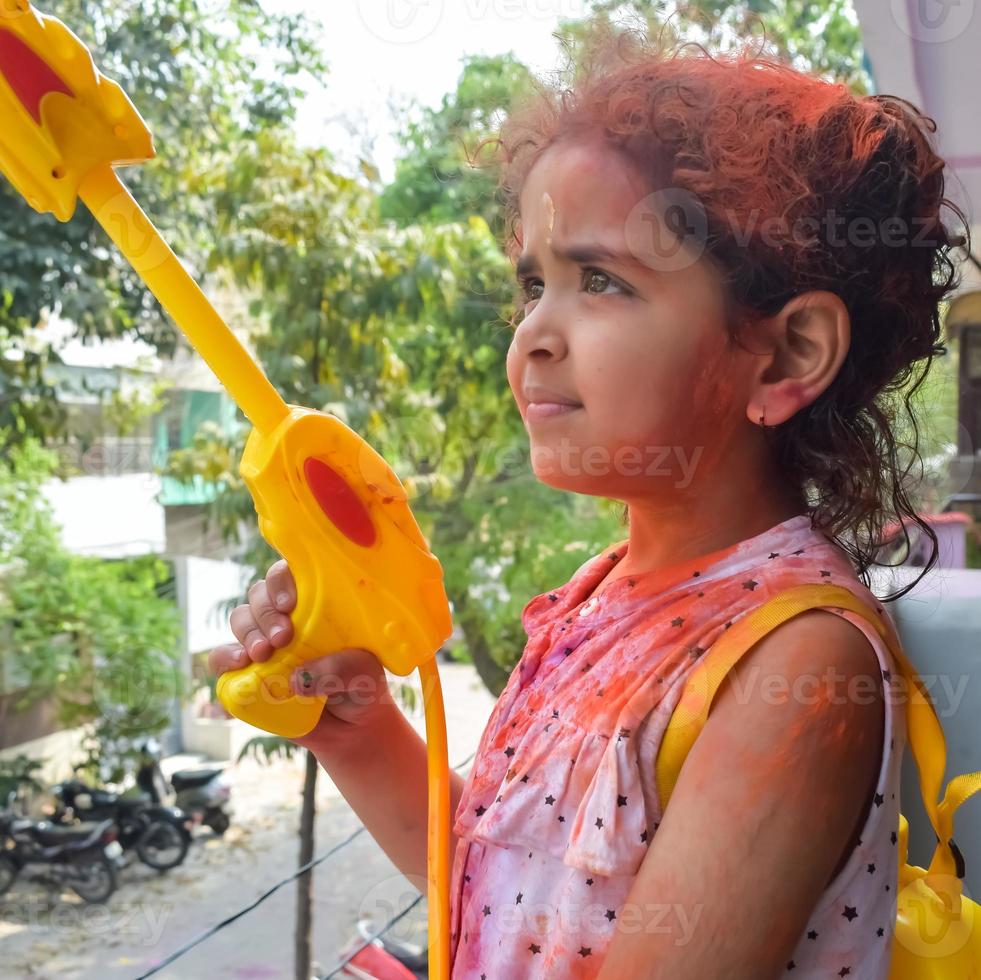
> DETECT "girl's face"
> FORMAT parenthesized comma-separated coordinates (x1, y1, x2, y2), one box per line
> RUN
(506, 136, 755, 503)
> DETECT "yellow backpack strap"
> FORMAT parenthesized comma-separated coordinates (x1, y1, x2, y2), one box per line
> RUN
(654, 582, 981, 891)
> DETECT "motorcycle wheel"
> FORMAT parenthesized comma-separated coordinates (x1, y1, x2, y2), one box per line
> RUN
(0, 854, 19, 894)
(69, 854, 117, 904)
(205, 809, 229, 835)
(136, 819, 189, 871)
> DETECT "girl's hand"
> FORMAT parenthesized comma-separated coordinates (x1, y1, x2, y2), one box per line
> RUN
(208, 558, 396, 755)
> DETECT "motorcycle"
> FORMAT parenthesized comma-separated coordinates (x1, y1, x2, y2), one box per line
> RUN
(51, 778, 192, 872)
(0, 793, 124, 904)
(135, 739, 233, 836)
(334, 919, 428, 979)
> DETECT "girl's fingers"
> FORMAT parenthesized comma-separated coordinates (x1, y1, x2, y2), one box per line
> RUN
(209, 643, 247, 677)
(229, 605, 273, 660)
(244, 628, 272, 662)
(247, 578, 293, 648)
(265, 559, 297, 612)
(230, 604, 259, 646)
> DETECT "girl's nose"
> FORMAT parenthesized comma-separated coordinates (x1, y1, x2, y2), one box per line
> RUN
(512, 301, 568, 361)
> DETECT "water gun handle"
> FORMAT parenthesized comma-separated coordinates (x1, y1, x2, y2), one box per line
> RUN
(216, 405, 454, 737)
(229, 406, 454, 975)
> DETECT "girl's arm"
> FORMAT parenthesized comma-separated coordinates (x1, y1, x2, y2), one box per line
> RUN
(312, 705, 466, 884)
(596, 609, 886, 980)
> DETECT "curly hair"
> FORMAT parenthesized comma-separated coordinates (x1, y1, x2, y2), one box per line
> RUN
(473, 24, 970, 602)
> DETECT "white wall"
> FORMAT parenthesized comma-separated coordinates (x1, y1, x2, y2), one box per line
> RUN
(180, 555, 254, 654)
(0, 724, 92, 786)
(175, 555, 260, 760)
(41, 472, 166, 558)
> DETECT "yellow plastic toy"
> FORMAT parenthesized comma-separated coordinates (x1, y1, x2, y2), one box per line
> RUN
(656, 583, 981, 978)
(0, 4, 453, 975)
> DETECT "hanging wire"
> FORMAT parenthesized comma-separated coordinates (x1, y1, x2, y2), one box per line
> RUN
(133, 750, 476, 979)
(134, 825, 368, 979)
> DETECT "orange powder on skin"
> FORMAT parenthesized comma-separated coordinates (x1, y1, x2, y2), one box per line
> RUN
(683, 687, 848, 958)
(729, 666, 867, 870)
(520, 239, 859, 844)
(677, 333, 748, 501)
(542, 190, 556, 246)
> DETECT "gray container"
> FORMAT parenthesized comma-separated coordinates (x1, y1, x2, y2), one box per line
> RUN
(870, 565, 981, 898)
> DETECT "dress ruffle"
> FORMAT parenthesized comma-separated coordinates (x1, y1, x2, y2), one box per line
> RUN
(454, 710, 661, 877)
(453, 612, 702, 878)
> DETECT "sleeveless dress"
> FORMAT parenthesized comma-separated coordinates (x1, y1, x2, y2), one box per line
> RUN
(449, 513, 905, 978)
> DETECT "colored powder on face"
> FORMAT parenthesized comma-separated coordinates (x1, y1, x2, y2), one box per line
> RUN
(683, 341, 745, 478)
(542, 191, 556, 246)
(707, 369, 738, 422)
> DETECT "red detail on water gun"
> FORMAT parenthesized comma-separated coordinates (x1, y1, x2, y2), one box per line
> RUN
(303, 457, 377, 548)
(0, 30, 73, 123)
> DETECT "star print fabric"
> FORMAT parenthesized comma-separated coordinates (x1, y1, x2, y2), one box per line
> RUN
(449, 514, 905, 978)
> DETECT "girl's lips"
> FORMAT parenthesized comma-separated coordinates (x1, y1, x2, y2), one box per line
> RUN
(525, 401, 583, 420)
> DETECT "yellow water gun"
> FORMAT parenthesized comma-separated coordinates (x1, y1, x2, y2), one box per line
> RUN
(0, 4, 453, 974)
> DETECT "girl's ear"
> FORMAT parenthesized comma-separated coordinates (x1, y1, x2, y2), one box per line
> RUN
(745, 290, 851, 428)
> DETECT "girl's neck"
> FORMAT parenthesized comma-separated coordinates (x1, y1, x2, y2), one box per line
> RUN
(601, 482, 808, 591)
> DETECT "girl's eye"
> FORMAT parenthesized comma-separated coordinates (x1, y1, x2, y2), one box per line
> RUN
(583, 268, 626, 295)
(518, 277, 544, 303)
(517, 267, 628, 304)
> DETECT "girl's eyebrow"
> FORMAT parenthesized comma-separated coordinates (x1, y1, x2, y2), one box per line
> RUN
(515, 240, 649, 278)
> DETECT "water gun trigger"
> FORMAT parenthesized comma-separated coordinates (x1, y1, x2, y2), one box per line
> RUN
(215, 407, 453, 738)
(0, 2, 153, 220)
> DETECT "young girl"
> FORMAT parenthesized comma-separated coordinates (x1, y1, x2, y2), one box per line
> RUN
(209, 26, 967, 979)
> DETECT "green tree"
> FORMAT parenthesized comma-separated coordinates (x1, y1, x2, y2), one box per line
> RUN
(164, 117, 623, 693)
(0, 0, 326, 444)
(380, 53, 536, 232)
(569, 0, 870, 91)
(0, 435, 182, 777)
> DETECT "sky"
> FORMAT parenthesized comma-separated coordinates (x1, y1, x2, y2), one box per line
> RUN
(268, 0, 593, 182)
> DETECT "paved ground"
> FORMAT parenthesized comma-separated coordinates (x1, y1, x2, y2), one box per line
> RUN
(0, 663, 496, 979)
